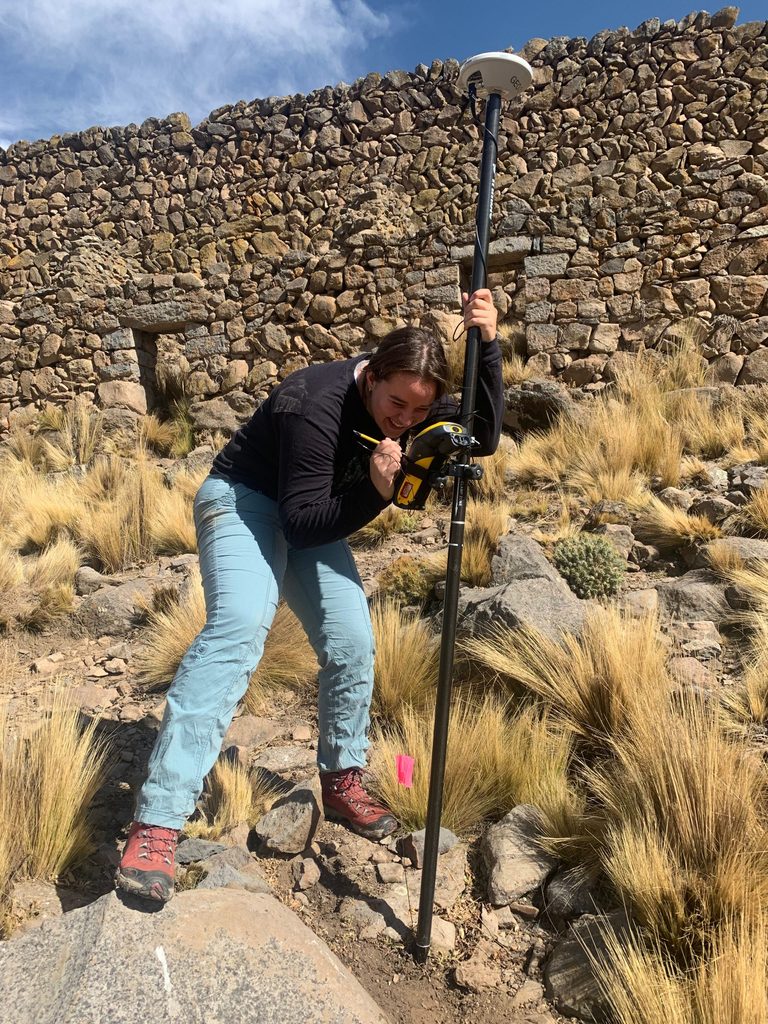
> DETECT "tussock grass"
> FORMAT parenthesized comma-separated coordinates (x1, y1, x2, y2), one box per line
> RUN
(462, 498, 510, 586)
(25, 537, 81, 593)
(171, 464, 212, 502)
(37, 401, 104, 470)
(135, 569, 315, 712)
(590, 912, 768, 1024)
(352, 505, 419, 547)
(667, 391, 746, 460)
(0, 543, 24, 629)
(502, 352, 533, 386)
(633, 494, 724, 552)
(463, 606, 671, 760)
(705, 540, 746, 576)
(75, 457, 163, 572)
(139, 414, 181, 457)
(149, 486, 197, 555)
(589, 696, 768, 955)
(371, 697, 576, 835)
(470, 443, 510, 503)
(3, 469, 82, 553)
(378, 554, 444, 607)
(370, 598, 438, 723)
(507, 391, 683, 501)
(0, 688, 110, 936)
(183, 758, 283, 840)
(735, 487, 768, 537)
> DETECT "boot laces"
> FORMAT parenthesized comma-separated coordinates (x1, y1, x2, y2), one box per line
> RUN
(137, 825, 177, 865)
(332, 769, 383, 818)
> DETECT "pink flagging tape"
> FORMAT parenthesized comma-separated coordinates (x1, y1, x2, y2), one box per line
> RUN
(396, 754, 414, 788)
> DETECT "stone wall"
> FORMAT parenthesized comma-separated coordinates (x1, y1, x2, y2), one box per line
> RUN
(0, 5, 767, 429)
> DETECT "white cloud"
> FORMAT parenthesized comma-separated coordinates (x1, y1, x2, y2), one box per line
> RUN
(0, 0, 390, 144)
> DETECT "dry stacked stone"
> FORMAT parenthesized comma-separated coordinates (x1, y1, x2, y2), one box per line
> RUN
(0, 6, 767, 427)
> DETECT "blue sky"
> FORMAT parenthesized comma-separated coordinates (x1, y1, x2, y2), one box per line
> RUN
(0, 0, 764, 150)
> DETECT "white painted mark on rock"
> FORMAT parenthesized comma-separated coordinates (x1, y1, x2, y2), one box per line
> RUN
(155, 945, 172, 993)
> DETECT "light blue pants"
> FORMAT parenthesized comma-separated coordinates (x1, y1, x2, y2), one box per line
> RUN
(136, 474, 375, 830)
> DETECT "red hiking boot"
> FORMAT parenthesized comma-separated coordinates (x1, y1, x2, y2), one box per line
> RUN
(115, 821, 178, 902)
(321, 768, 397, 840)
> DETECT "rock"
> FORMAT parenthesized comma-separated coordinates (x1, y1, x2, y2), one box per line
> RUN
(504, 381, 578, 434)
(669, 656, 718, 689)
(407, 842, 468, 911)
(544, 867, 600, 924)
(688, 496, 738, 523)
(196, 847, 271, 894)
(253, 746, 317, 773)
(544, 911, 633, 1022)
(481, 805, 558, 905)
(619, 588, 659, 618)
(97, 381, 147, 415)
(291, 856, 321, 891)
(338, 890, 411, 941)
(397, 826, 459, 869)
(0, 890, 388, 1024)
(668, 620, 722, 660)
(253, 775, 323, 855)
(511, 978, 547, 1010)
(591, 524, 634, 559)
(491, 534, 563, 586)
(431, 917, 457, 954)
(655, 570, 731, 625)
(175, 837, 228, 864)
(188, 397, 244, 435)
(657, 486, 693, 511)
(77, 578, 162, 636)
(703, 537, 768, 565)
(376, 862, 405, 885)
(224, 715, 284, 750)
(737, 348, 768, 385)
(454, 951, 502, 993)
(458, 577, 587, 644)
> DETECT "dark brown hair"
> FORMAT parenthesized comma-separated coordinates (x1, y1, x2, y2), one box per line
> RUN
(365, 326, 449, 398)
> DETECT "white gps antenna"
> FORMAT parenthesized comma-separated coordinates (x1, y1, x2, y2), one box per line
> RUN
(456, 51, 533, 101)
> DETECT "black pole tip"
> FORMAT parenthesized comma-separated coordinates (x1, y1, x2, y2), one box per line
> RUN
(413, 942, 430, 965)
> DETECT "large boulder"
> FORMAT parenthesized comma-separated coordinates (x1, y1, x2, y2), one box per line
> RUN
(655, 569, 731, 625)
(0, 889, 388, 1024)
(460, 533, 587, 641)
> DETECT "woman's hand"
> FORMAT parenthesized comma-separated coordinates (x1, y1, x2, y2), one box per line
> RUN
(462, 288, 498, 342)
(369, 438, 403, 500)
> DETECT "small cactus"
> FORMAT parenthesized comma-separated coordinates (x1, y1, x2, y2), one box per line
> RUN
(552, 533, 626, 599)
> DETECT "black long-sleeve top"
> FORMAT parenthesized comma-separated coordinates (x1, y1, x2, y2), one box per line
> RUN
(212, 340, 504, 549)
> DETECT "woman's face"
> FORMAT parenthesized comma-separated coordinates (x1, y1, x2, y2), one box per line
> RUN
(365, 371, 437, 439)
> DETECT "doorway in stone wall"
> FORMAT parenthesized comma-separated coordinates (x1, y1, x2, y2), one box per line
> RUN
(133, 330, 187, 413)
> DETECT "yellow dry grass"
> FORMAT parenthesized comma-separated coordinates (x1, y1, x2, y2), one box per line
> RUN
(589, 696, 768, 954)
(470, 443, 510, 502)
(0, 687, 110, 936)
(735, 487, 768, 537)
(139, 414, 181, 457)
(134, 568, 315, 712)
(633, 494, 724, 552)
(351, 505, 419, 547)
(183, 758, 283, 840)
(462, 606, 671, 759)
(149, 486, 197, 555)
(370, 598, 438, 723)
(590, 912, 768, 1024)
(36, 401, 104, 470)
(370, 697, 576, 835)
(502, 353, 533, 386)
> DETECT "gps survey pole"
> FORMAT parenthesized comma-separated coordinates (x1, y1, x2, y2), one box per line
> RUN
(414, 52, 533, 966)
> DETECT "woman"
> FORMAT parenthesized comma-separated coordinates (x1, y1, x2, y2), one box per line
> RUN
(117, 289, 503, 902)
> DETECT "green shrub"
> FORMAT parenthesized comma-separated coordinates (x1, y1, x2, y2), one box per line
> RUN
(552, 533, 626, 599)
